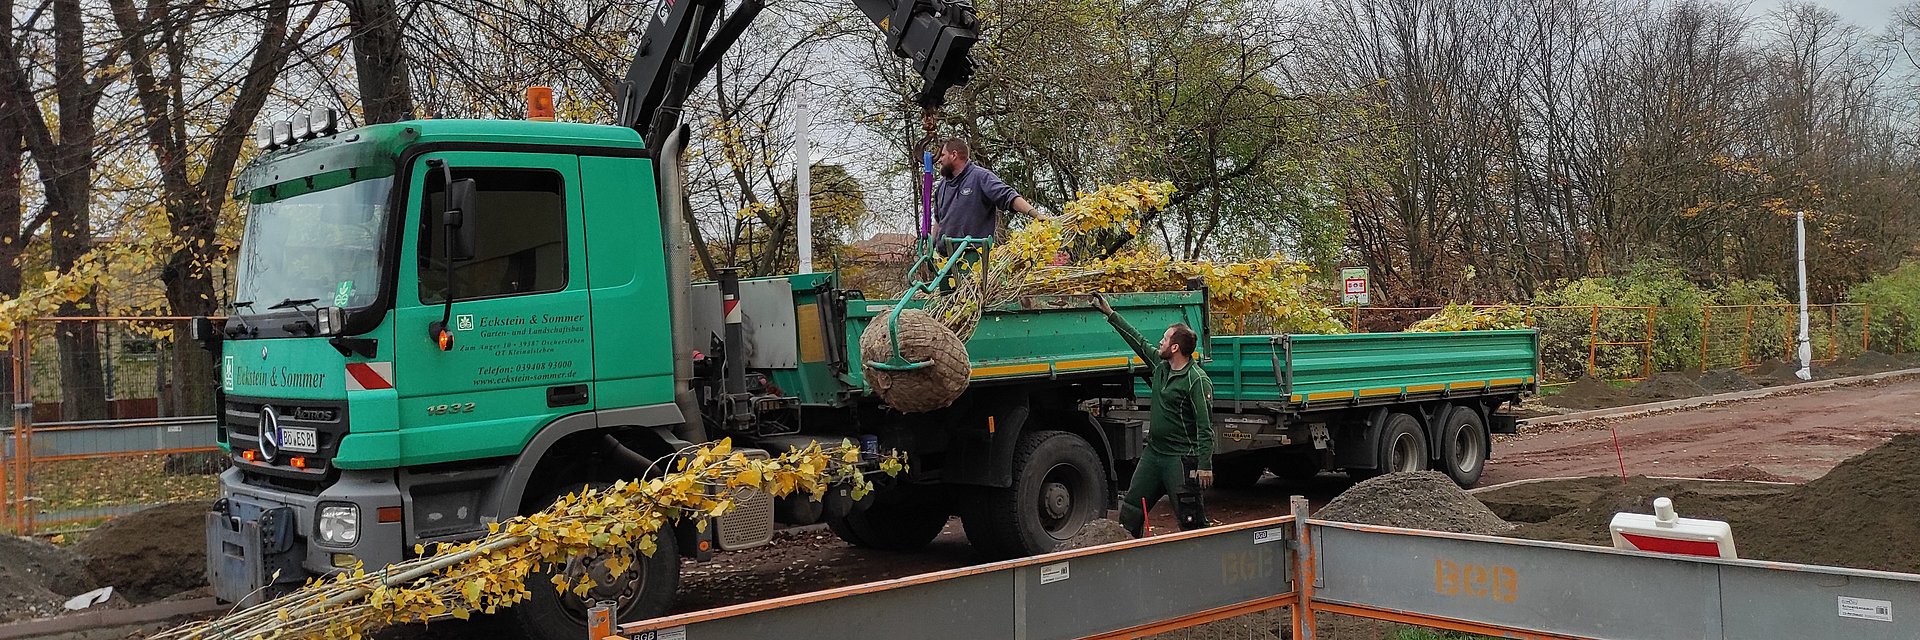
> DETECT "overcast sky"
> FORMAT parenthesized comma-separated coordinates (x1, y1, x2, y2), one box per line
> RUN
(1754, 0, 1906, 30)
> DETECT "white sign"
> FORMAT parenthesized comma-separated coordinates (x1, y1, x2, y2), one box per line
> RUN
(1340, 267, 1370, 305)
(634, 626, 687, 640)
(1039, 561, 1070, 585)
(1253, 527, 1287, 545)
(1839, 596, 1893, 622)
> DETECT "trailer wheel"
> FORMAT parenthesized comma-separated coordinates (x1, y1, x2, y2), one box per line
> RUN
(827, 493, 951, 551)
(1353, 413, 1428, 479)
(511, 484, 679, 640)
(1438, 407, 1489, 487)
(1210, 455, 1268, 490)
(963, 430, 1107, 559)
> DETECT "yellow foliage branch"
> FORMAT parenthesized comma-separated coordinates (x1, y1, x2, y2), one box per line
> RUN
(151, 439, 905, 640)
(929, 180, 1346, 336)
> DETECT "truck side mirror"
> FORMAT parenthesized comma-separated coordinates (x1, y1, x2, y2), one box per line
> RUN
(189, 315, 219, 350)
(444, 178, 478, 262)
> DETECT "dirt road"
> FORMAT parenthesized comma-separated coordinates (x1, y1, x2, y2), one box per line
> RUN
(1483, 375, 1920, 484)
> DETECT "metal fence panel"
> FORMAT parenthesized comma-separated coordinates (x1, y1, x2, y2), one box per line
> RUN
(1311, 523, 1723, 639)
(1718, 562, 1920, 640)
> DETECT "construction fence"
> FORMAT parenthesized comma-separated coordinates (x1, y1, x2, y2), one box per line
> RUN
(1348, 303, 1913, 383)
(0, 317, 223, 535)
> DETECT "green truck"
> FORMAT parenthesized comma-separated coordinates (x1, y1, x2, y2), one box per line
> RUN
(197, 2, 1535, 638)
(200, 116, 1537, 639)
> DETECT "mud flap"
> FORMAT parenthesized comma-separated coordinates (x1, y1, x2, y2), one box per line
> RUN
(206, 499, 305, 606)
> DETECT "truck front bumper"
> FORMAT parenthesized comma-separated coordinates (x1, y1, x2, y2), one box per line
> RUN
(205, 467, 407, 604)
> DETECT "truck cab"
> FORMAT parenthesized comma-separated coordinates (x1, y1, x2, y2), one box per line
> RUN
(209, 119, 709, 634)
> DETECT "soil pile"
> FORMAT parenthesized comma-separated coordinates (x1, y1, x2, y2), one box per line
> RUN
(0, 534, 90, 622)
(1628, 372, 1707, 400)
(1538, 377, 1628, 410)
(1315, 471, 1511, 535)
(1488, 435, 1920, 573)
(74, 503, 207, 603)
(1700, 465, 1793, 482)
(1752, 360, 1828, 385)
(1486, 477, 1791, 547)
(1697, 369, 1761, 393)
(1057, 518, 1132, 551)
(1738, 434, 1920, 573)
(1829, 351, 1906, 376)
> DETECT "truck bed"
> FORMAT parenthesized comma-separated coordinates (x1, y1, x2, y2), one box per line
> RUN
(842, 290, 1208, 390)
(1188, 330, 1538, 412)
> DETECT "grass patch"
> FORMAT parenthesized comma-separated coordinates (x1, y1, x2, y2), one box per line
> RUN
(1388, 627, 1499, 640)
(21, 453, 221, 514)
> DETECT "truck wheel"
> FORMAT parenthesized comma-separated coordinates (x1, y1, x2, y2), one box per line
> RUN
(827, 495, 950, 551)
(1352, 413, 1428, 479)
(962, 430, 1107, 559)
(511, 485, 680, 640)
(1211, 455, 1267, 490)
(1438, 407, 1489, 487)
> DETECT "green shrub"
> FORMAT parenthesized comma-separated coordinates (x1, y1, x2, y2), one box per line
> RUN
(1851, 260, 1920, 352)
(1531, 262, 1788, 380)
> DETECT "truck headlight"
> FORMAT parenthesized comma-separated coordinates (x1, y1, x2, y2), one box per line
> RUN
(317, 503, 360, 546)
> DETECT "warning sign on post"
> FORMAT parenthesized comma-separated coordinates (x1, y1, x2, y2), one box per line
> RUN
(1341, 267, 1370, 305)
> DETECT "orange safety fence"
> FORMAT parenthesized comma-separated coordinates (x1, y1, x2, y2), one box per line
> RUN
(0, 317, 223, 535)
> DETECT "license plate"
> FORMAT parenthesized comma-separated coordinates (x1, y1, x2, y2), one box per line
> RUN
(280, 427, 318, 453)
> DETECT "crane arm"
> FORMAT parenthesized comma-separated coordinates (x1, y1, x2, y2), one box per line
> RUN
(615, 0, 980, 149)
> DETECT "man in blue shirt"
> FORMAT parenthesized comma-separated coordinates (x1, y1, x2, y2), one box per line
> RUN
(931, 139, 1039, 289)
(932, 138, 1040, 248)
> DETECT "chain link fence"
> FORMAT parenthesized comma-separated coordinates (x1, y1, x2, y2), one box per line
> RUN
(1, 317, 223, 535)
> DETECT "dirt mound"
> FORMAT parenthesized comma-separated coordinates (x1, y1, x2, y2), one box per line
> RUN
(1700, 465, 1793, 482)
(1538, 377, 1627, 410)
(1315, 471, 1511, 535)
(0, 534, 91, 622)
(1752, 360, 1828, 385)
(1738, 434, 1920, 573)
(1486, 476, 1792, 547)
(1829, 351, 1906, 375)
(74, 503, 207, 603)
(1697, 369, 1761, 393)
(1057, 518, 1132, 551)
(1628, 372, 1706, 400)
(1488, 436, 1920, 573)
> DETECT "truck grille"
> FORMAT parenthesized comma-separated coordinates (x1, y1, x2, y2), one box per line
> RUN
(224, 396, 350, 464)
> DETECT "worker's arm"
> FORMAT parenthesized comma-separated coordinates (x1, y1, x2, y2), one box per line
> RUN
(1092, 295, 1156, 366)
(1188, 375, 1214, 471)
(980, 171, 1044, 218)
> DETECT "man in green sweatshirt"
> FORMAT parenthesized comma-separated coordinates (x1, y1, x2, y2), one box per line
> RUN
(1091, 293, 1215, 537)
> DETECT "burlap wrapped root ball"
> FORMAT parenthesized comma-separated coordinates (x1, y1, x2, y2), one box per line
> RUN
(859, 309, 971, 413)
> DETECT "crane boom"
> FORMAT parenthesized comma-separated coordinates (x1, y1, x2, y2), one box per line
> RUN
(615, 0, 979, 149)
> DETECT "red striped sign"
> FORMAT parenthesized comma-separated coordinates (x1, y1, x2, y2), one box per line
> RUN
(346, 362, 394, 391)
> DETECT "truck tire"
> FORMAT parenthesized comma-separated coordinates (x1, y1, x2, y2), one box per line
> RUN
(1351, 413, 1428, 480)
(1438, 406, 1489, 487)
(962, 430, 1107, 559)
(827, 495, 950, 551)
(1211, 455, 1267, 490)
(511, 485, 680, 640)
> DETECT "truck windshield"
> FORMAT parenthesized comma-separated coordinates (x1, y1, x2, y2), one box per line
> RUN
(233, 177, 392, 314)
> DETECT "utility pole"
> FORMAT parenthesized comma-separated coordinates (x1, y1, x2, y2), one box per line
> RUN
(1796, 210, 1812, 381)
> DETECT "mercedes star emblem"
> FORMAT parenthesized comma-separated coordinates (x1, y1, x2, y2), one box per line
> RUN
(258, 405, 281, 460)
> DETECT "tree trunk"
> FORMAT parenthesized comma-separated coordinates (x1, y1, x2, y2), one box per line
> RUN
(161, 211, 217, 416)
(349, 0, 415, 123)
(48, 0, 106, 421)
